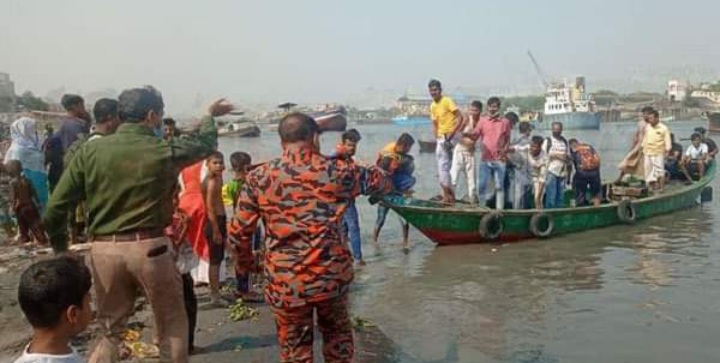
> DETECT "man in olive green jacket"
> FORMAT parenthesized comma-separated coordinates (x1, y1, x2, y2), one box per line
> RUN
(44, 86, 233, 363)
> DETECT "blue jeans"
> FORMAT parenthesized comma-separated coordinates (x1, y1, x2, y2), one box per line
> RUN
(342, 201, 362, 260)
(544, 173, 566, 209)
(477, 161, 507, 210)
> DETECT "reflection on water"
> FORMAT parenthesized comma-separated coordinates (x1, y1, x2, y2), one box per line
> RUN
(218, 122, 720, 362)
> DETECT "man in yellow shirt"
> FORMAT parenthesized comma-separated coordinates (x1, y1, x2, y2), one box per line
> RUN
(429, 79, 464, 203)
(642, 109, 672, 191)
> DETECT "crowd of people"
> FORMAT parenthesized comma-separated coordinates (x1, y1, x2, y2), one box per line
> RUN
(427, 80, 717, 210)
(2, 84, 423, 363)
(3, 81, 718, 363)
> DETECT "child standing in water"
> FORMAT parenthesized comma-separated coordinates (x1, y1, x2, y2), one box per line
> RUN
(6, 160, 47, 245)
(226, 152, 263, 302)
(203, 152, 229, 307)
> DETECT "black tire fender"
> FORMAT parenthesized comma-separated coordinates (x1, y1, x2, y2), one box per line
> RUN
(617, 199, 636, 224)
(529, 212, 554, 238)
(479, 211, 504, 240)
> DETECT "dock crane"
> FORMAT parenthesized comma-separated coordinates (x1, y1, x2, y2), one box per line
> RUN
(527, 50, 549, 90)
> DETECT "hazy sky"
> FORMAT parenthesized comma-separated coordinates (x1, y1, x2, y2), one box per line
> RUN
(1, 0, 719, 114)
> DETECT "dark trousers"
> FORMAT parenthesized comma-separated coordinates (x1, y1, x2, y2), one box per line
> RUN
(182, 273, 197, 349)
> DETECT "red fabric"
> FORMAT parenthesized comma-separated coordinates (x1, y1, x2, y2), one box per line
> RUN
(178, 162, 209, 261)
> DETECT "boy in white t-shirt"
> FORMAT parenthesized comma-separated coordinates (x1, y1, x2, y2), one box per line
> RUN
(681, 132, 709, 180)
(14, 257, 92, 363)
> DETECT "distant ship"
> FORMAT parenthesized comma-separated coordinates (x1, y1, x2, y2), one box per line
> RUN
(533, 76, 601, 130)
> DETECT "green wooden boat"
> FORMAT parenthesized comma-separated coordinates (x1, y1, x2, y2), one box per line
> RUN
(382, 163, 715, 245)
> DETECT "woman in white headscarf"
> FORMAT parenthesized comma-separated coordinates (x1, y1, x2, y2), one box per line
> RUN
(3, 117, 49, 212)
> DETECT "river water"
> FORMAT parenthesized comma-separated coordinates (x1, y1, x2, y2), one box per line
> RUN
(218, 120, 720, 363)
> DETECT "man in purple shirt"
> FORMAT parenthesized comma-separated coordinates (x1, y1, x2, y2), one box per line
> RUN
(56, 94, 90, 151)
(45, 94, 89, 193)
(467, 97, 511, 209)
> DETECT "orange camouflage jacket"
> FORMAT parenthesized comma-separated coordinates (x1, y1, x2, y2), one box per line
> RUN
(228, 145, 391, 308)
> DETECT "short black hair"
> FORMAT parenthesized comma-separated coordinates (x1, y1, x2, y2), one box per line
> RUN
(694, 127, 707, 135)
(278, 112, 319, 143)
(163, 118, 176, 127)
(428, 79, 442, 89)
(470, 100, 483, 111)
(650, 110, 660, 118)
(505, 112, 519, 126)
(568, 138, 579, 145)
(18, 257, 91, 328)
(93, 98, 118, 124)
(518, 122, 532, 133)
(551, 121, 563, 128)
(208, 151, 224, 160)
(230, 152, 252, 171)
(397, 133, 415, 147)
(531, 135, 545, 145)
(341, 129, 362, 143)
(487, 97, 501, 107)
(61, 94, 84, 111)
(118, 86, 165, 123)
(641, 106, 655, 113)
(691, 133, 702, 141)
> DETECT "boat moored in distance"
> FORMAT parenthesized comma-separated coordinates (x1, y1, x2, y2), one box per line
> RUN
(533, 76, 601, 130)
(382, 162, 715, 245)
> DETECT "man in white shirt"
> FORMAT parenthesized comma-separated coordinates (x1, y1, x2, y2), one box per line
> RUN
(541, 122, 571, 208)
(450, 101, 481, 204)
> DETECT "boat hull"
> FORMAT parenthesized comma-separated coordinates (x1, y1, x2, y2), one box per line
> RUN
(218, 125, 261, 138)
(384, 163, 714, 245)
(533, 112, 601, 130)
(308, 109, 347, 132)
(392, 116, 432, 126)
(708, 112, 720, 133)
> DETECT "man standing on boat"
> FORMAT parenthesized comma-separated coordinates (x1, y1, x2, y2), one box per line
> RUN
(229, 113, 392, 363)
(642, 110, 672, 192)
(542, 121, 571, 208)
(616, 106, 654, 183)
(450, 101, 481, 204)
(468, 97, 512, 209)
(429, 79, 464, 204)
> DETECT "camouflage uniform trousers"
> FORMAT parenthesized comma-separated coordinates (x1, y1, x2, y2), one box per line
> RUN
(269, 292, 353, 363)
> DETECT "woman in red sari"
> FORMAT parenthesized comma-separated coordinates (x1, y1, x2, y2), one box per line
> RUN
(178, 161, 212, 282)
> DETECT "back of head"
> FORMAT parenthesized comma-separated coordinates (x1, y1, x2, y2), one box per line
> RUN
(568, 138, 579, 146)
(518, 122, 532, 134)
(397, 133, 415, 148)
(118, 86, 165, 123)
(18, 257, 92, 329)
(641, 106, 655, 114)
(505, 112, 519, 126)
(61, 94, 84, 111)
(5, 159, 22, 175)
(341, 128, 362, 143)
(278, 112, 318, 143)
(230, 151, 252, 171)
(93, 98, 119, 124)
